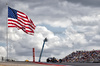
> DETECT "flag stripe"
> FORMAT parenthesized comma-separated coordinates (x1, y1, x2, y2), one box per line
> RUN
(30, 19, 36, 27)
(18, 16, 29, 22)
(8, 22, 22, 29)
(25, 27, 34, 32)
(17, 13, 27, 19)
(17, 18, 35, 29)
(8, 20, 35, 32)
(8, 26, 16, 27)
(17, 17, 36, 29)
(8, 19, 23, 26)
(17, 12, 26, 17)
(26, 30, 34, 33)
(17, 11, 26, 15)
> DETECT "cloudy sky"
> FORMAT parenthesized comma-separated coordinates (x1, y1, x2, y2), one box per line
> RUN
(0, 0, 100, 62)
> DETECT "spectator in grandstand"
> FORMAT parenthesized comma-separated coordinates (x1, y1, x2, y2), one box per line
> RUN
(62, 50, 100, 63)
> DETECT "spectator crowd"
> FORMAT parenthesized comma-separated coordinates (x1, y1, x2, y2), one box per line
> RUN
(62, 50, 100, 63)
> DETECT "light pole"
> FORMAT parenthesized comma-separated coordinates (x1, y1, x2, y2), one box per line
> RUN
(39, 38, 48, 62)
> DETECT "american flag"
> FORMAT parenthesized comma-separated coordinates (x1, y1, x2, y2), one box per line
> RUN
(8, 7, 36, 35)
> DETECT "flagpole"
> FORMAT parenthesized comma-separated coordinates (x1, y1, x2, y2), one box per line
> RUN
(6, 3, 8, 61)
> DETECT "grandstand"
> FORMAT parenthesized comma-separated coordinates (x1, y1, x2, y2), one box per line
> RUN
(62, 50, 100, 63)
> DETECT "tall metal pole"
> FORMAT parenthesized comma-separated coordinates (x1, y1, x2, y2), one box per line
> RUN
(6, 4, 9, 61)
(39, 38, 48, 62)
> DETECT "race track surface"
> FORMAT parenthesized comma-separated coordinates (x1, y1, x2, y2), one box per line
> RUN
(0, 62, 52, 66)
(57, 62, 100, 66)
(0, 62, 100, 66)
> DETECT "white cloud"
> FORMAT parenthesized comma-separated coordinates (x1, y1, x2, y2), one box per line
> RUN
(0, 46, 6, 57)
(64, 26, 88, 45)
(85, 46, 100, 51)
(93, 35, 100, 40)
(8, 28, 26, 41)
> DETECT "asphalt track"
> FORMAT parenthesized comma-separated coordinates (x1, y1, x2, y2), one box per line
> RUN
(0, 62, 70, 66)
(0, 62, 100, 66)
(0, 62, 51, 66)
(60, 62, 100, 66)
(38, 62, 100, 66)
